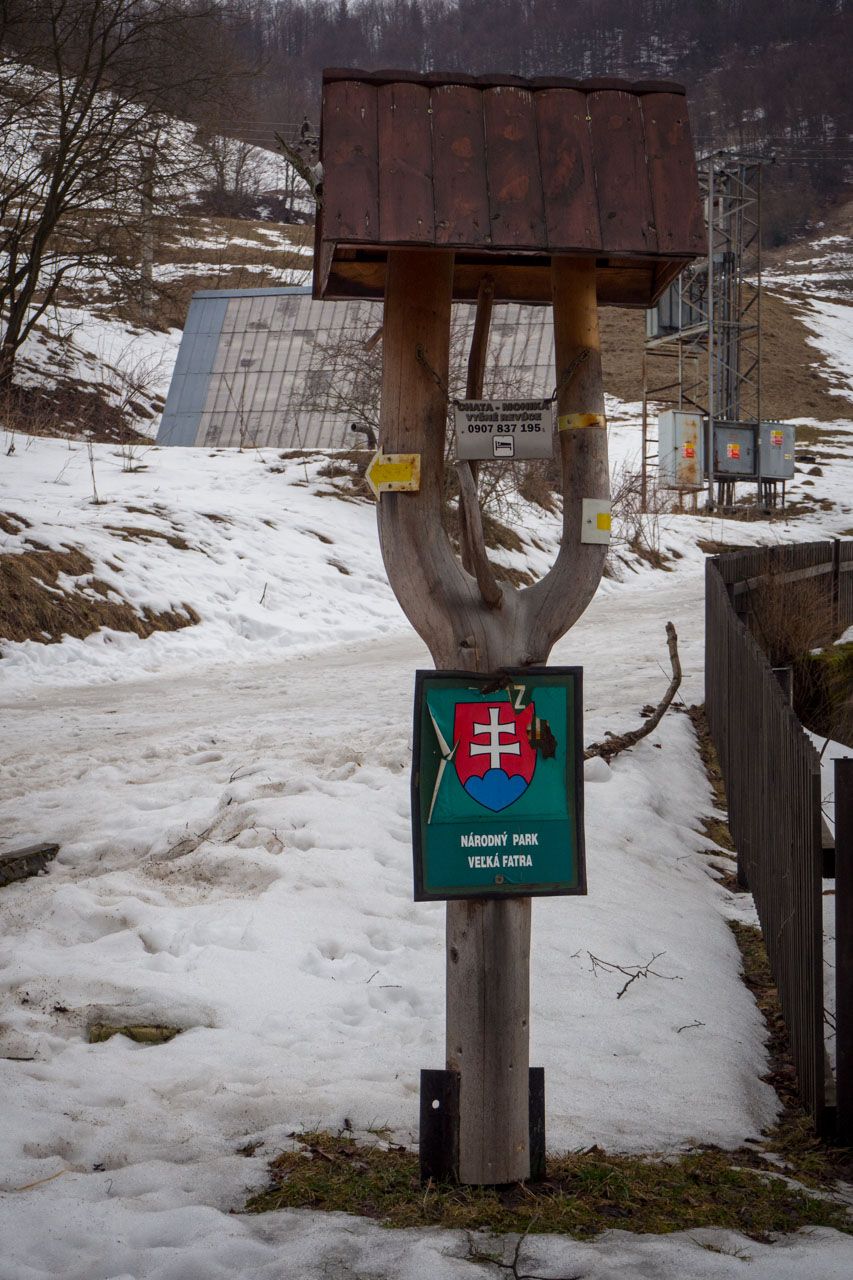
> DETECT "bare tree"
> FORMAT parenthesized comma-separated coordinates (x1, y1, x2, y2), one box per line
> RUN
(0, 0, 249, 387)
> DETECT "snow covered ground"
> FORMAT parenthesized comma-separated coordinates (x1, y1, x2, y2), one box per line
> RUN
(2, 313, 853, 1274)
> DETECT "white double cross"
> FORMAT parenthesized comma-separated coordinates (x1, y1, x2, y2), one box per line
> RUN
(469, 707, 522, 769)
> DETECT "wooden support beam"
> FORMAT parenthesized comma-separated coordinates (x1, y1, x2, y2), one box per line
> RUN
(550, 254, 608, 604)
(457, 273, 502, 605)
(465, 275, 494, 396)
(456, 460, 503, 608)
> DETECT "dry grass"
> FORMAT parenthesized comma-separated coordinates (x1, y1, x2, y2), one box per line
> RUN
(0, 545, 199, 647)
(0, 511, 31, 536)
(0, 381, 148, 445)
(794, 640, 853, 747)
(598, 292, 853, 424)
(746, 559, 838, 667)
(103, 523, 192, 551)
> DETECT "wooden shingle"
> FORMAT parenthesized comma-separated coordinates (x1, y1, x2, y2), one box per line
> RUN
(314, 69, 705, 307)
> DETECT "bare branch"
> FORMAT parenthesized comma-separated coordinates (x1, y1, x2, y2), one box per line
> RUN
(584, 622, 682, 762)
(586, 951, 682, 1000)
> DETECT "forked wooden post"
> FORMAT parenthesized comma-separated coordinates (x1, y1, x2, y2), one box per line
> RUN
(315, 67, 705, 1187)
(377, 248, 608, 1183)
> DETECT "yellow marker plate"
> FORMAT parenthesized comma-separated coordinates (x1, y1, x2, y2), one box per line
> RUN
(365, 450, 421, 499)
(558, 413, 607, 430)
(581, 498, 611, 545)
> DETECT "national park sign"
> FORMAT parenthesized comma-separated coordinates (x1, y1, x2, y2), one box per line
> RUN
(412, 669, 585, 900)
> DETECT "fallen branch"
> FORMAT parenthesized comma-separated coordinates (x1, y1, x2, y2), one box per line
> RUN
(586, 950, 682, 1000)
(584, 621, 682, 762)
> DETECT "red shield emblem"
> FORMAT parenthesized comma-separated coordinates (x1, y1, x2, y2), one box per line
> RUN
(454, 702, 536, 812)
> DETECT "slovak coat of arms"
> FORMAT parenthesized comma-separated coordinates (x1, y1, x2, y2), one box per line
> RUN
(452, 701, 537, 812)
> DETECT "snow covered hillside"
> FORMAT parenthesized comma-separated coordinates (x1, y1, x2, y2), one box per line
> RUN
(2, 224, 853, 1274)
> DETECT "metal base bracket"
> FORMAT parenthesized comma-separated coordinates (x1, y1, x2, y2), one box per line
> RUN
(419, 1067, 546, 1184)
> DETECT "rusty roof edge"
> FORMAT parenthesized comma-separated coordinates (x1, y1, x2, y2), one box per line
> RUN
(321, 67, 687, 95)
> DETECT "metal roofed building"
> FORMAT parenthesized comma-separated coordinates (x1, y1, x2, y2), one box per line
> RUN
(156, 285, 561, 450)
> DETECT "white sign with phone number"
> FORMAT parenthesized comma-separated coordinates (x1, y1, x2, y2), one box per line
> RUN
(454, 399, 555, 461)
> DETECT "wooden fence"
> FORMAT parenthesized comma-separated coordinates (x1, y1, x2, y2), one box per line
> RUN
(705, 539, 853, 1138)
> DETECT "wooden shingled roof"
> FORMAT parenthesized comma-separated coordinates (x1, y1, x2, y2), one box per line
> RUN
(313, 69, 706, 308)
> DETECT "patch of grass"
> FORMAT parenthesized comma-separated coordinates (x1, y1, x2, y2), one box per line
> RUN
(699, 816, 736, 853)
(776, 497, 836, 518)
(313, 450, 374, 500)
(245, 1130, 851, 1240)
(0, 511, 31, 536)
(793, 423, 834, 448)
(628, 535, 673, 570)
(89, 1023, 181, 1045)
(491, 562, 536, 587)
(516, 463, 558, 513)
(1, 380, 148, 445)
(103, 524, 191, 551)
(0, 545, 199, 646)
(480, 511, 524, 555)
(727, 918, 853, 1185)
(794, 640, 853, 749)
(687, 705, 729, 812)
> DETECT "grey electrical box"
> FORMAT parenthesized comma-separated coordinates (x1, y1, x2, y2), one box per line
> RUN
(758, 421, 795, 480)
(657, 410, 705, 487)
(713, 421, 756, 477)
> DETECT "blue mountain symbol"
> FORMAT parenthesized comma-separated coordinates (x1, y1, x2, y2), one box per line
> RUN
(464, 768, 529, 812)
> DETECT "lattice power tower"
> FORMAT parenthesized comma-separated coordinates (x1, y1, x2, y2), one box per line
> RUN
(642, 153, 791, 510)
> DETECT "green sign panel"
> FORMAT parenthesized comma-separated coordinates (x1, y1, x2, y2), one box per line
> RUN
(411, 668, 585, 901)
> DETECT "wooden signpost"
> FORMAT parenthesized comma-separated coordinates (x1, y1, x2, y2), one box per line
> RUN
(412, 667, 586, 901)
(313, 68, 704, 1184)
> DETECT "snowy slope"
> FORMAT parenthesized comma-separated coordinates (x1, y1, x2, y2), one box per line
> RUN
(2, 297, 853, 1273)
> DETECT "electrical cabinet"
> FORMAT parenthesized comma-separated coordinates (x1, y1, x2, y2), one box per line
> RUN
(758, 422, 795, 480)
(713, 421, 755, 477)
(657, 410, 705, 486)
(658, 415, 795, 486)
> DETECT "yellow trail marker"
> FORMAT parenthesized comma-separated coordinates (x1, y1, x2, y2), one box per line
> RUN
(580, 498, 611, 544)
(557, 412, 607, 431)
(365, 451, 421, 499)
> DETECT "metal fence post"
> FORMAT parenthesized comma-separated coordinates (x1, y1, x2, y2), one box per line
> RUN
(835, 757, 853, 1144)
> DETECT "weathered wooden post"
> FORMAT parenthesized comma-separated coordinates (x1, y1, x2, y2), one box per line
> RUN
(314, 68, 704, 1183)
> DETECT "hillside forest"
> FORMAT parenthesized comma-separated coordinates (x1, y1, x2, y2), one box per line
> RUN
(176, 0, 853, 246)
(4, 1, 853, 239)
(0, 0, 851, 411)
